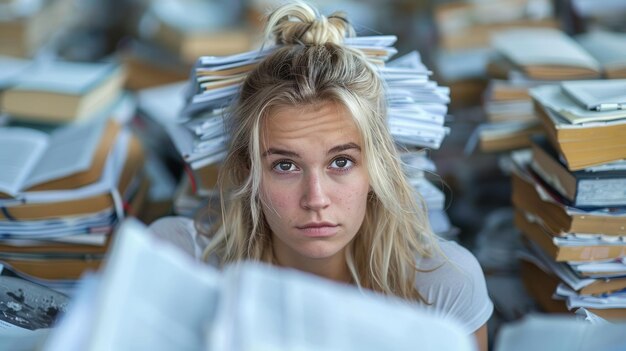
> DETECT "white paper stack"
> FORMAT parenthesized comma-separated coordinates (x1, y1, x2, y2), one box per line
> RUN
(43, 218, 474, 351)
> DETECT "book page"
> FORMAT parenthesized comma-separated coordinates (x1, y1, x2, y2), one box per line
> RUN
(0, 128, 48, 196)
(213, 262, 473, 351)
(23, 118, 107, 189)
(577, 30, 626, 68)
(85, 219, 221, 351)
(13, 129, 127, 204)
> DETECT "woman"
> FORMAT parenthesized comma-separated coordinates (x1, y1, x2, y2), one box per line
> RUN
(151, 2, 492, 349)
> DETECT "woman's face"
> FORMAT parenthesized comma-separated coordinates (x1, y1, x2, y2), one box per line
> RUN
(259, 101, 370, 267)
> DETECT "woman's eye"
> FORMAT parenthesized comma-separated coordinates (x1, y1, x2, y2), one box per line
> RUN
(274, 161, 296, 172)
(330, 157, 353, 169)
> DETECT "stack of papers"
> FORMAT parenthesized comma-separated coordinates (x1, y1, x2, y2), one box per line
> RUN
(43, 218, 473, 351)
(385, 51, 450, 149)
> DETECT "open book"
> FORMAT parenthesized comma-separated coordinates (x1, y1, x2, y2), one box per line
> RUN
(491, 28, 602, 80)
(44, 218, 473, 351)
(576, 30, 626, 79)
(0, 117, 117, 197)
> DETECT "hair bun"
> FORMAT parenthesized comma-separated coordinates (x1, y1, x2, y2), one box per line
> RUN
(265, 2, 355, 46)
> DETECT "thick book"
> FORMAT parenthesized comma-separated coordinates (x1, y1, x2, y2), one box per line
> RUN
(514, 209, 626, 262)
(491, 28, 602, 80)
(0, 118, 118, 197)
(511, 169, 626, 237)
(530, 135, 626, 208)
(520, 241, 626, 297)
(0, 129, 144, 221)
(146, 0, 254, 64)
(520, 258, 626, 320)
(0, 61, 125, 123)
(530, 85, 626, 170)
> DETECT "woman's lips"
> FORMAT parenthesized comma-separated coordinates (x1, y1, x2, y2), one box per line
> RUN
(297, 223, 339, 237)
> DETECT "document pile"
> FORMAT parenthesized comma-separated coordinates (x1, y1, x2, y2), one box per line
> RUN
(0, 111, 145, 290)
(43, 218, 473, 351)
(140, 34, 453, 233)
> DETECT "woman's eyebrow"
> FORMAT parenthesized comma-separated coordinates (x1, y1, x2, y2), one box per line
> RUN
(327, 142, 361, 155)
(262, 148, 300, 158)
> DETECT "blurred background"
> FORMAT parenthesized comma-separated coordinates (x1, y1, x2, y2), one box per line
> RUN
(2, 0, 626, 347)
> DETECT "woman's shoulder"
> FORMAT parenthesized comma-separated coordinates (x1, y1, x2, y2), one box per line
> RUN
(414, 239, 493, 333)
(148, 216, 209, 259)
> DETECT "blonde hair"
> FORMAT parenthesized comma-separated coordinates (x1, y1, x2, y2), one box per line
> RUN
(202, 1, 438, 303)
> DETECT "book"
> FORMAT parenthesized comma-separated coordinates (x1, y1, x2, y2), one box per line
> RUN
(0, 61, 126, 123)
(1, 255, 104, 281)
(530, 135, 626, 208)
(514, 209, 626, 262)
(0, 129, 144, 221)
(532, 83, 626, 125)
(484, 80, 536, 123)
(557, 283, 626, 311)
(511, 168, 626, 237)
(576, 30, 626, 79)
(145, 0, 254, 64)
(520, 256, 626, 320)
(0, 0, 72, 57)
(519, 258, 569, 313)
(0, 118, 118, 197)
(522, 235, 626, 295)
(44, 218, 474, 351)
(465, 120, 542, 153)
(491, 28, 602, 80)
(118, 39, 189, 91)
(561, 79, 626, 112)
(530, 85, 626, 170)
(434, 0, 557, 52)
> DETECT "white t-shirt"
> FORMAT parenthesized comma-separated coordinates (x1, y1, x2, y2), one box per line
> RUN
(149, 216, 493, 334)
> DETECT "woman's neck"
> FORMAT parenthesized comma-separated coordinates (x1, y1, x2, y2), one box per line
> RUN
(271, 245, 352, 284)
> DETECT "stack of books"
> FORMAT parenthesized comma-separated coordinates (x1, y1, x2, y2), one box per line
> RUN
(472, 27, 625, 154)
(119, 0, 254, 92)
(512, 79, 626, 320)
(432, 0, 557, 108)
(0, 59, 126, 124)
(138, 0, 253, 65)
(473, 80, 543, 153)
(0, 59, 147, 293)
(0, 117, 147, 291)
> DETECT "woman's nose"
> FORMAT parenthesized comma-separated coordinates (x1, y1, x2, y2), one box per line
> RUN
(300, 172, 331, 211)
